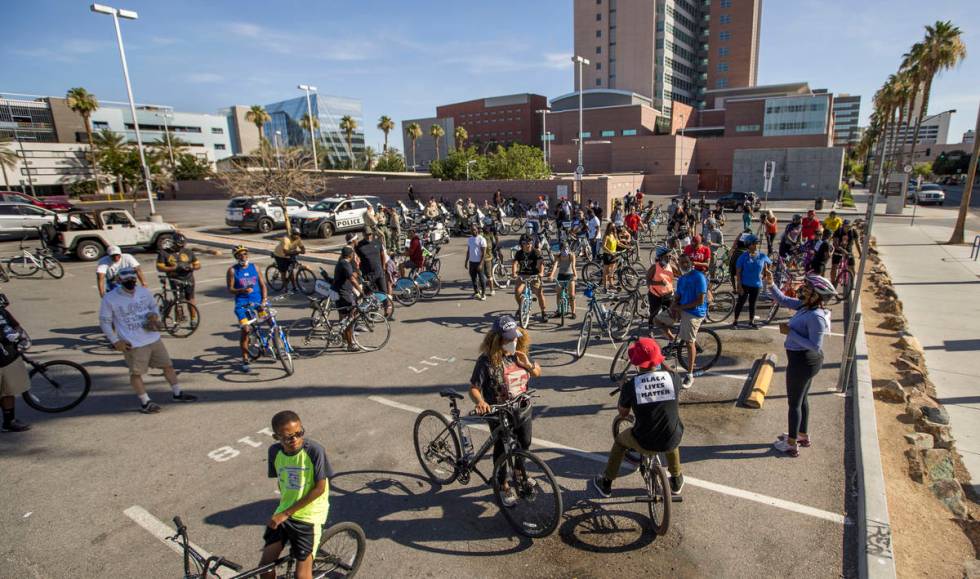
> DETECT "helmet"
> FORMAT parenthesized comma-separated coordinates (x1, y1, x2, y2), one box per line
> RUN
(842, 219, 851, 226)
(655, 246, 671, 260)
(172, 233, 186, 249)
(742, 234, 759, 246)
(519, 234, 534, 245)
(233, 245, 248, 257)
(792, 214, 802, 223)
(805, 273, 837, 298)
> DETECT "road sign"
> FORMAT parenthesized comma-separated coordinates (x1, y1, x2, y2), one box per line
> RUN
(556, 185, 569, 200)
(575, 165, 585, 176)
(903, 164, 913, 174)
(763, 160, 775, 194)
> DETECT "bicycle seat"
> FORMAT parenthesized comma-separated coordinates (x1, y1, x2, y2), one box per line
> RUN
(439, 388, 464, 400)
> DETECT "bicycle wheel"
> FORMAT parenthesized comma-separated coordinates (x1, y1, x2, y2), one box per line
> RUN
(264, 264, 286, 292)
(287, 313, 330, 358)
(620, 263, 644, 292)
(575, 311, 593, 359)
(295, 266, 317, 296)
(0, 265, 8, 283)
(610, 337, 638, 383)
(42, 256, 64, 279)
(393, 278, 420, 306)
(272, 329, 294, 376)
(833, 268, 851, 304)
(706, 291, 735, 324)
(581, 261, 603, 286)
(646, 464, 672, 535)
(352, 311, 390, 352)
(492, 262, 512, 289)
(23, 359, 91, 413)
(609, 298, 635, 341)
(412, 410, 461, 485)
(761, 294, 780, 325)
(154, 293, 166, 314)
(428, 258, 441, 275)
(519, 294, 531, 329)
(492, 449, 563, 538)
(417, 271, 441, 298)
(245, 326, 264, 361)
(162, 301, 199, 338)
(7, 255, 38, 277)
(677, 327, 722, 373)
(313, 522, 366, 577)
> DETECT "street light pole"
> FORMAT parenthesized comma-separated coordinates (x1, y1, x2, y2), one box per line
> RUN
(677, 113, 686, 196)
(535, 108, 550, 167)
(91, 3, 155, 215)
(571, 56, 591, 176)
(274, 130, 283, 170)
(298, 84, 319, 171)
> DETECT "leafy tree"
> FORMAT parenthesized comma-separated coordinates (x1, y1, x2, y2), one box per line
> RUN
(373, 148, 407, 172)
(245, 105, 271, 150)
(485, 143, 549, 180)
(912, 162, 933, 179)
(406, 122, 422, 169)
(932, 150, 970, 175)
(377, 115, 395, 152)
(173, 154, 213, 180)
(340, 115, 358, 168)
(66, 87, 101, 186)
(429, 124, 445, 161)
(360, 146, 377, 170)
(68, 180, 101, 196)
(429, 146, 486, 180)
(454, 126, 468, 150)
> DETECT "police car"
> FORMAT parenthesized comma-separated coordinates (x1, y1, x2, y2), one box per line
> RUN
(290, 196, 382, 238)
(225, 196, 309, 233)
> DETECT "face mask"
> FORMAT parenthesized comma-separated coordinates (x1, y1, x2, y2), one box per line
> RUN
(502, 340, 518, 354)
(121, 280, 138, 291)
(681, 266, 692, 274)
(237, 258, 248, 267)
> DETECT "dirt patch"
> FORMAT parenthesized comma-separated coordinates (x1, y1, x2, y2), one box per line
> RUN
(861, 243, 977, 577)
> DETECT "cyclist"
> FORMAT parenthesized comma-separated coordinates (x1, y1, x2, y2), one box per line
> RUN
(332, 246, 361, 351)
(424, 198, 440, 220)
(624, 210, 641, 240)
(593, 337, 684, 497)
(807, 228, 834, 276)
(464, 225, 488, 301)
(512, 235, 547, 323)
(469, 315, 541, 507)
(227, 246, 267, 373)
(585, 208, 601, 259)
(822, 210, 843, 234)
(0, 294, 32, 432)
(272, 232, 306, 288)
(779, 223, 803, 261)
(741, 204, 754, 232)
(548, 242, 577, 319)
(762, 270, 836, 457)
(262, 410, 332, 579)
(600, 223, 619, 288)
(156, 233, 201, 314)
(762, 210, 778, 255)
(480, 224, 498, 297)
(704, 218, 724, 248)
(801, 209, 820, 241)
(356, 229, 393, 319)
(646, 246, 678, 329)
(733, 235, 771, 329)
(96, 245, 145, 297)
(100, 268, 196, 412)
(831, 220, 858, 281)
(654, 253, 706, 389)
(399, 231, 424, 280)
(682, 234, 711, 273)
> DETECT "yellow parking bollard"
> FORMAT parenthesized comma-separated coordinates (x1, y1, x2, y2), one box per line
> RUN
(743, 353, 777, 409)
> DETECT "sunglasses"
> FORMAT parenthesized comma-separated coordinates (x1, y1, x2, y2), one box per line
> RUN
(273, 429, 305, 443)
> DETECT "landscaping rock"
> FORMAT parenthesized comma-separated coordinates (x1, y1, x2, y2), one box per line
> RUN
(878, 298, 904, 315)
(917, 419, 956, 450)
(900, 370, 929, 389)
(874, 380, 908, 403)
(876, 286, 899, 300)
(895, 355, 925, 374)
(905, 448, 926, 483)
(964, 558, 980, 579)
(922, 448, 956, 481)
(905, 432, 935, 450)
(897, 335, 926, 358)
(929, 479, 968, 518)
(923, 406, 950, 425)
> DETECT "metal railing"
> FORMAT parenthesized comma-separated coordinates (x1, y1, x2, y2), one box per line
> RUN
(971, 235, 980, 261)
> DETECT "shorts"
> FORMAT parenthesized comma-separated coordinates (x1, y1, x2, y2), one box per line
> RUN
(678, 311, 703, 343)
(168, 277, 195, 300)
(0, 358, 30, 397)
(601, 253, 616, 265)
(335, 295, 355, 313)
(235, 302, 262, 325)
(366, 271, 388, 294)
(273, 256, 293, 272)
(123, 339, 172, 375)
(263, 518, 322, 562)
(556, 273, 574, 282)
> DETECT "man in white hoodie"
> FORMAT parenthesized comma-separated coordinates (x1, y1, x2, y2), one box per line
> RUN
(99, 268, 197, 414)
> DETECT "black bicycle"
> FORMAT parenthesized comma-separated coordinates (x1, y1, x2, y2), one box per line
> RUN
(413, 389, 563, 538)
(21, 353, 91, 413)
(609, 326, 722, 383)
(154, 275, 200, 338)
(265, 257, 317, 295)
(168, 515, 365, 578)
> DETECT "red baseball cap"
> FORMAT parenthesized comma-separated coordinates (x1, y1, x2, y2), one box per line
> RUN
(628, 337, 665, 369)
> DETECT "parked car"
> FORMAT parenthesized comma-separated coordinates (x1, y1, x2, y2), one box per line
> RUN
(225, 195, 309, 233)
(0, 202, 69, 237)
(53, 208, 176, 261)
(0, 191, 75, 212)
(290, 196, 382, 238)
(908, 183, 945, 206)
(716, 191, 761, 212)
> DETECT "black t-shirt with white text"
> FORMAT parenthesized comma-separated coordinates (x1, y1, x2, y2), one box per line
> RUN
(618, 369, 684, 452)
(513, 249, 543, 276)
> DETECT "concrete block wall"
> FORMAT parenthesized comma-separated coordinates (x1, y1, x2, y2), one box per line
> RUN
(732, 147, 845, 200)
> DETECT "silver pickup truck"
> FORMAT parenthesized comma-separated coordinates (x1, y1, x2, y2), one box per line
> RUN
(54, 208, 177, 261)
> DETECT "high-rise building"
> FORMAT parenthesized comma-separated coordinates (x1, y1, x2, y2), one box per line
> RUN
(260, 94, 364, 168)
(883, 109, 953, 156)
(831, 93, 861, 148)
(963, 129, 975, 145)
(573, 0, 761, 114)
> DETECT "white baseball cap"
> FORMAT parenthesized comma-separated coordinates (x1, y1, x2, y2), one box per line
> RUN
(108, 246, 122, 256)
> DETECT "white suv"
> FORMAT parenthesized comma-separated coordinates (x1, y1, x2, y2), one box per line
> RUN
(225, 196, 309, 233)
(909, 183, 945, 206)
(290, 196, 382, 238)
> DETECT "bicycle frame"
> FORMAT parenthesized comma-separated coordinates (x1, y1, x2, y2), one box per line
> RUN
(244, 306, 290, 355)
(171, 522, 298, 579)
(445, 395, 525, 486)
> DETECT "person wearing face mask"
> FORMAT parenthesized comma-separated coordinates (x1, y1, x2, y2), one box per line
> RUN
(654, 254, 706, 389)
(646, 246, 679, 329)
(733, 235, 771, 329)
(96, 245, 145, 297)
(548, 242, 577, 319)
(763, 269, 836, 457)
(469, 316, 541, 507)
(227, 246, 267, 373)
(99, 268, 196, 413)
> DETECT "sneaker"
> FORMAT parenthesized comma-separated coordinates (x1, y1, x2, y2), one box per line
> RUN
(172, 392, 198, 403)
(501, 487, 519, 507)
(773, 439, 799, 457)
(140, 401, 162, 414)
(472, 293, 482, 300)
(490, 289, 496, 296)
(1, 419, 31, 432)
(478, 293, 486, 301)
(778, 433, 811, 448)
(681, 373, 694, 390)
(539, 312, 548, 323)
(240, 363, 251, 374)
(592, 475, 612, 498)
(670, 474, 685, 495)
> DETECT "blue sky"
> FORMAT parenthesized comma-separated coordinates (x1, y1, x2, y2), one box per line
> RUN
(2, 0, 977, 151)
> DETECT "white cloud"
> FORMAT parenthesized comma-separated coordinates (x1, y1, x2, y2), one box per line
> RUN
(186, 73, 224, 83)
(150, 36, 180, 46)
(222, 21, 376, 61)
(10, 38, 104, 62)
(225, 22, 262, 38)
(544, 52, 573, 69)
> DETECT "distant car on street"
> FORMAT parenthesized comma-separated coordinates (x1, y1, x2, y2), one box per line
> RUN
(0, 191, 75, 212)
(907, 183, 945, 206)
(0, 202, 68, 237)
(716, 191, 761, 212)
(225, 195, 309, 233)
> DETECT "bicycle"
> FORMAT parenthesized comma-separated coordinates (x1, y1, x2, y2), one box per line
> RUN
(515, 275, 543, 329)
(413, 389, 563, 538)
(288, 293, 391, 356)
(575, 282, 634, 359)
(21, 353, 92, 413)
(830, 248, 853, 304)
(168, 515, 365, 578)
(242, 303, 295, 376)
(609, 324, 722, 382)
(154, 275, 200, 338)
(265, 258, 316, 295)
(581, 252, 644, 292)
(6, 229, 63, 279)
(554, 277, 574, 327)
(705, 289, 736, 323)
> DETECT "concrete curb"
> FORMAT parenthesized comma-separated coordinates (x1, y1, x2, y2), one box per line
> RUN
(853, 312, 897, 578)
(184, 233, 338, 266)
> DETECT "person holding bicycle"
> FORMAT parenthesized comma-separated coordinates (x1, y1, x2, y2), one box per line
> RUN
(548, 242, 577, 319)
(469, 315, 541, 507)
(600, 223, 619, 289)
(96, 245, 145, 297)
(512, 235, 547, 323)
(593, 337, 684, 498)
(261, 410, 333, 579)
(227, 246, 267, 373)
(653, 253, 706, 389)
(272, 232, 306, 287)
(355, 229, 393, 319)
(0, 294, 31, 432)
(646, 247, 678, 329)
(156, 233, 200, 314)
(332, 246, 362, 351)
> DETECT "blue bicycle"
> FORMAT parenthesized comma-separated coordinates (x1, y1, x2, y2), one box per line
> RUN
(516, 275, 541, 329)
(242, 303, 294, 376)
(554, 278, 575, 327)
(575, 282, 634, 359)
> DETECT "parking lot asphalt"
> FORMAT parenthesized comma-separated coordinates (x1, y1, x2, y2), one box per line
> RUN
(0, 205, 856, 578)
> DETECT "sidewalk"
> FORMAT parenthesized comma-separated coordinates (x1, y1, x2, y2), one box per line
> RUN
(871, 205, 980, 496)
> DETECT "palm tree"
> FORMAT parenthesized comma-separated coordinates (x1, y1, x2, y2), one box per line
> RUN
(454, 126, 468, 150)
(339, 115, 357, 169)
(406, 122, 422, 170)
(0, 137, 19, 190)
(888, 70, 915, 166)
(66, 87, 101, 186)
(430, 124, 445, 161)
(361, 146, 377, 170)
(377, 115, 395, 152)
(244, 105, 271, 149)
(905, 22, 967, 168)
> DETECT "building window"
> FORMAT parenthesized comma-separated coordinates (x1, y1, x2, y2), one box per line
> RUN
(717, 63, 729, 72)
(580, 132, 592, 138)
(596, 12, 601, 20)
(596, 46, 602, 54)
(596, 61, 602, 70)
(211, 127, 224, 134)
(719, 31, 732, 41)
(601, 130, 616, 137)
(94, 121, 109, 129)
(716, 78, 729, 88)
(735, 124, 760, 133)
(622, 129, 637, 136)
(720, 0, 732, 7)
(596, 29, 602, 38)
(719, 47, 729, 56)
(214, 143, 226, 150)
(595, 78, 602, 86)
(719, 14, 732, 24)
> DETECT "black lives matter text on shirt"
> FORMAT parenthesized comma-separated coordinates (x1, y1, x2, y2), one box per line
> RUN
(618, 370, 684, 452)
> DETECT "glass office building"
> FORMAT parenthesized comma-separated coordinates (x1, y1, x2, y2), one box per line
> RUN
(264, 94, 364, 168)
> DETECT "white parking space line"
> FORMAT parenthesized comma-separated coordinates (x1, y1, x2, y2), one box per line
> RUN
(123, 505, 232, 578)
(758, 325, 845, 338)
(368, 395, 846, 525)
(533, 348, 748, 382)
